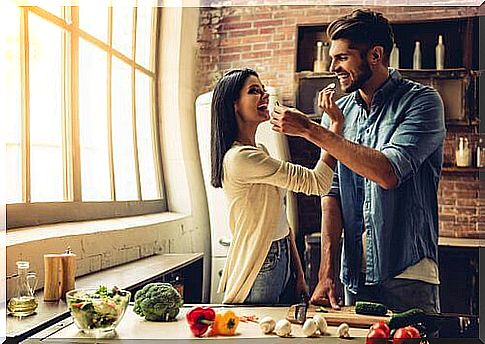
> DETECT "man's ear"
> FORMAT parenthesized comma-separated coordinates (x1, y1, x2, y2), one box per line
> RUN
(369, 46, 384, 65)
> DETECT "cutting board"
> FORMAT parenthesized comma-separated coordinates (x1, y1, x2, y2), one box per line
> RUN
(287, 305, 391, 328)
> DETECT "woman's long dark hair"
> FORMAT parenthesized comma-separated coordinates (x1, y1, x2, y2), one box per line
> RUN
(210, 68, 259, 188)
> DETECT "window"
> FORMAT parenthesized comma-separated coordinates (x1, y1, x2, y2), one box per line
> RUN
(3, 5, 166, 229)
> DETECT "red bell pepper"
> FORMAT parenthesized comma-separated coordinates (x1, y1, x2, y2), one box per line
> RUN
(186, 306, 216, 337)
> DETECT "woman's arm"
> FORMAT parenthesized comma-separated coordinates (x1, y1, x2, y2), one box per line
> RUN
(288, 228, 309, 301)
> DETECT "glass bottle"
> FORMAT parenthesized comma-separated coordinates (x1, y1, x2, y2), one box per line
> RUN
(476, 137, 484, 168)
(7, 261, 38, 317)
(435, 34, 445, 70)
(455, 136, 471, 167)
(390, 43, 399, 69)
(413, 41, 421, 70)
(314, 41, 324, 72)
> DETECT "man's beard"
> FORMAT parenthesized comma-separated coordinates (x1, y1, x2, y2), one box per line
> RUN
(343, 60, 372, 93)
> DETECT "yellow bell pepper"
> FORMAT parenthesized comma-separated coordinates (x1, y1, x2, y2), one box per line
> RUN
(212, 310, 239, 336)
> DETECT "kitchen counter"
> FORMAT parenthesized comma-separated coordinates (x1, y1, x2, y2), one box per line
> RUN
(26, 305, 370, 343)
(7, 253, 203, 342)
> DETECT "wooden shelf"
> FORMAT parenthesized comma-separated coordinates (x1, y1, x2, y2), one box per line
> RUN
(442, 166, 481, 173)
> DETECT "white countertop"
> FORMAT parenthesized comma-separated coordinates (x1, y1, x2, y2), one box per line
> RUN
(30, 305, 369, 342)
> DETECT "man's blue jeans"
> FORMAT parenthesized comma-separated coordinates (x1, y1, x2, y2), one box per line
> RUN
(345, 273, 440, 313)
(244, 235, 291, 304)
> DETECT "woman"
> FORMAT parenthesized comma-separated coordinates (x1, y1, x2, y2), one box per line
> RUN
(211, 68, 342, 304)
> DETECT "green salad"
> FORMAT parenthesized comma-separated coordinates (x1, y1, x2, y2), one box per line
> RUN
(67, 286, 130, 330)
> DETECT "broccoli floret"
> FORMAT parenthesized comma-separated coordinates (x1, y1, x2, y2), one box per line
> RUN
(133, 282, 183, 322)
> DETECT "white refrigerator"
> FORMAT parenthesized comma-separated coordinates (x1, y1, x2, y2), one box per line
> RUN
(195, 88, 298, 303)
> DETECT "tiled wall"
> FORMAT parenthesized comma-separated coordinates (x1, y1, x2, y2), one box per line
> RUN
(196, 5, 483, 238)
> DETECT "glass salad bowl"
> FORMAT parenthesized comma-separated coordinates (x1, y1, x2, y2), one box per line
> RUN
(66, 286, 130, 335)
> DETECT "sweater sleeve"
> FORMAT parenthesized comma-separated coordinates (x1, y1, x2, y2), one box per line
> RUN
(224, 145, 334, 196)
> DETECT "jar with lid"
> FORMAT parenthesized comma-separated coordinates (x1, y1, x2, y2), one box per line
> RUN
(455, 136, 471, 167)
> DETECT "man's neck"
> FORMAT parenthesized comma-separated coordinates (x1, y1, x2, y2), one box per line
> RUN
(358, 67, 390, 109)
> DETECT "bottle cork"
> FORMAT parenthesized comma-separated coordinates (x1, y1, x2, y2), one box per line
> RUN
(43, 254, 62, 302)
(60, 248, 76, 299)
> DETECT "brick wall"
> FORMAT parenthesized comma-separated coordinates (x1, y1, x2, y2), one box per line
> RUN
(196, 5, 483, 238)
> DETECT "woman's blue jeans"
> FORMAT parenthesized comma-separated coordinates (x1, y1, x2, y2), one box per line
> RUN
(244, 235, 291, 304)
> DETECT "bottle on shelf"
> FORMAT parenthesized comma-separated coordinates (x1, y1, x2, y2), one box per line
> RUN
(435, 34, 445, 70)
(476, 137, 484, 168)
(390, 43, 399, 69)
(455, 136, 471, 167)
(413, 41, 422, 70)
(313, 41, 330, 72)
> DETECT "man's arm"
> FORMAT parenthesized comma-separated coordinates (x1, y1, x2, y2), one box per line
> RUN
(310, 196, 343, 308)
(271, 109, 398, 190)
(305, 124, 398, 189)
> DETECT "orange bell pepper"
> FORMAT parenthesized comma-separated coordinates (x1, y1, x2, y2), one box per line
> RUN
(212, 309, 239, 336)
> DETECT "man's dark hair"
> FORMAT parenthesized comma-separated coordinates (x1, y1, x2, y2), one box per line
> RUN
(327, 9, 394, 64)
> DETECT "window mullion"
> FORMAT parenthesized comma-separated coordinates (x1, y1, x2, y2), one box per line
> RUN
(20, 8, 31, 204)
(107, 7, 116, 201)
(132, 7, 142, 201)
(152, 8, 163, 199)
(69, 7, 81, 202)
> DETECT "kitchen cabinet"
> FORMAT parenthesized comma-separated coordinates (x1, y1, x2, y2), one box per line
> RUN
(6, 253, 203, 343)
(295, 69, 481, 126)
(296, 17, 479, 72)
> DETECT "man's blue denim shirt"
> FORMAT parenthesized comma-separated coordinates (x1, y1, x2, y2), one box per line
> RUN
(321, 69, 446, 294)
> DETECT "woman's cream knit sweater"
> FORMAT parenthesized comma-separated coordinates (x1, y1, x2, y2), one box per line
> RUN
(218, 142, 334, 303)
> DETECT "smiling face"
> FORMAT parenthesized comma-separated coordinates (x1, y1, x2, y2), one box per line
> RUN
(234, 75, 270, 124)
(329, 39, 373, 93)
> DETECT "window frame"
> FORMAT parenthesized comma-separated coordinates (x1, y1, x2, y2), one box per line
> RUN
(7, 6, 166, 230)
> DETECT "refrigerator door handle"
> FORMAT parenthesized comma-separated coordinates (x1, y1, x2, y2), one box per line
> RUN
(218, 238, 231, 247)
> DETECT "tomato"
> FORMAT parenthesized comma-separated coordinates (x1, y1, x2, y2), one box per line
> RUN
(404, 326, 421, 338)
(393, 327, 421, 344)
(370, 321, 391, 337)
(365, 328, 388, 344)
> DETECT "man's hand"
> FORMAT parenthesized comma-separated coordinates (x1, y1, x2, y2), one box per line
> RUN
(318, 84, 344, 132)
(310, 277, 340, 309)
(270, 105, 312, 137)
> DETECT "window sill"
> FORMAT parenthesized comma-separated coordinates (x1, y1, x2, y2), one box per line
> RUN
(6, 212, 189, 247)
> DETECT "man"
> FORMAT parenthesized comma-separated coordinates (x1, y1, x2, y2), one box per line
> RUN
(271, 9, 445, 313)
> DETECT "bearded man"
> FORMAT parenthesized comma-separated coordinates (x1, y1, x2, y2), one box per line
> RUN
(271, 9, 445, 313)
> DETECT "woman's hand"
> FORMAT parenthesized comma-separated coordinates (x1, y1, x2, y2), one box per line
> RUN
(317, 83, 344, 133)
(296, 275, 310, 303)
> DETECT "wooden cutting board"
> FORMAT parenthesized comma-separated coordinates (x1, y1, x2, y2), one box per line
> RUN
(287, 305, 391, 328)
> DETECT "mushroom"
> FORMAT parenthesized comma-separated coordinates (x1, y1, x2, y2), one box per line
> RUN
(259, 316, 276, 334)
(302, 318, 318, 337)
(312, 314, 328, 334)
(336, 322, 350, 338)
(274, 319, 292, 337)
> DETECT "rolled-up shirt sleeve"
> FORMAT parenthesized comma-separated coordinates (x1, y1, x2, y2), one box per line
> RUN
(319, 113, 340, 198)
(380, 87, 445, 187)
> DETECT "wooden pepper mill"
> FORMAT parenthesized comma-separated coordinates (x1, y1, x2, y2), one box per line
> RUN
(44, 247, 76, 302)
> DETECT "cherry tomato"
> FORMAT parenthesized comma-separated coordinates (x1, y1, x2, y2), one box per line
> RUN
(404, 325, 421, 338)
(393, 327, 420, 344)
(370, 321, 391, 337)
(365, 328, 388, 344)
